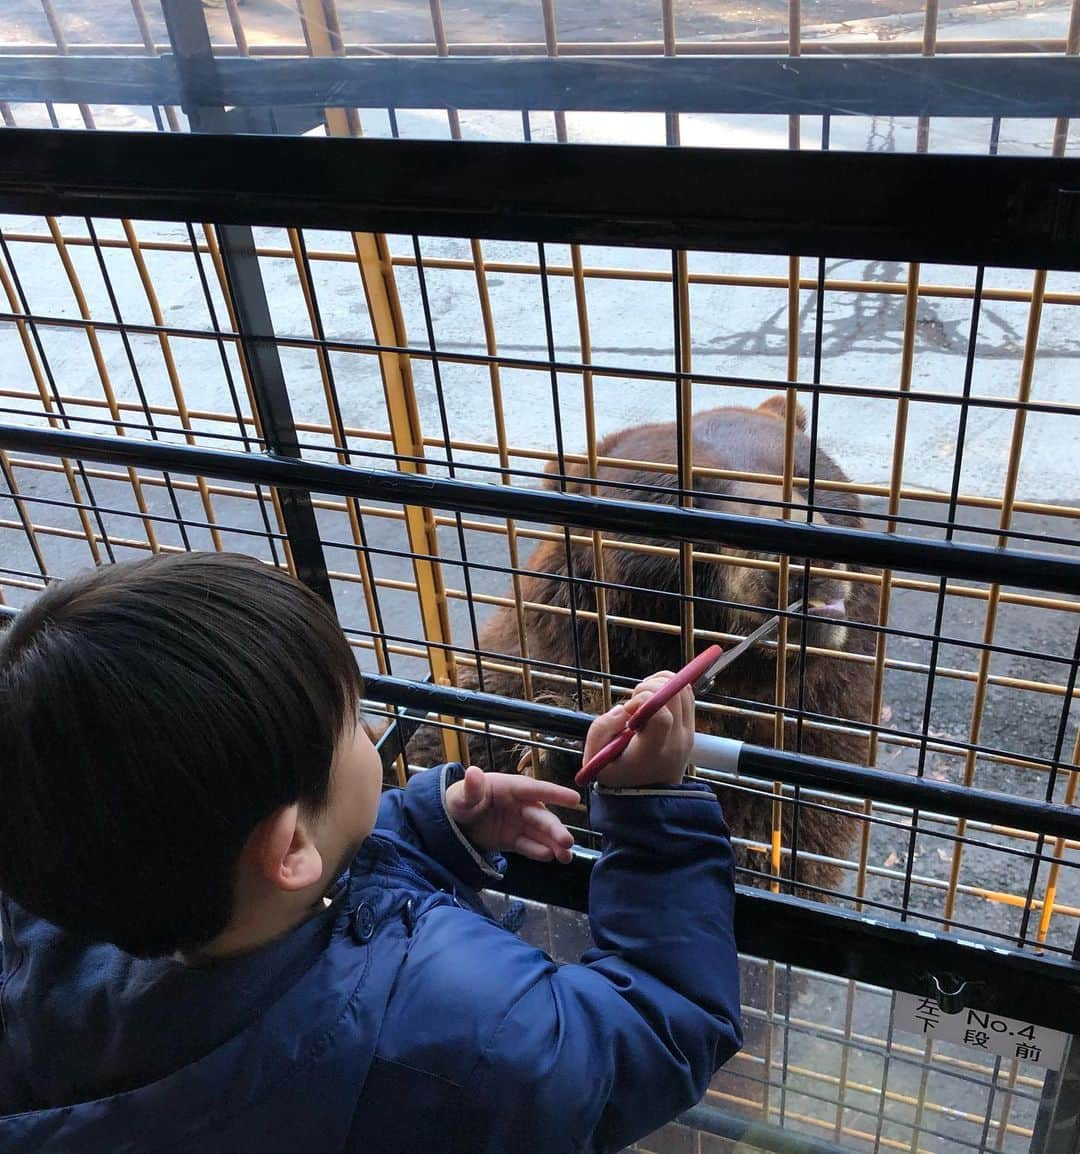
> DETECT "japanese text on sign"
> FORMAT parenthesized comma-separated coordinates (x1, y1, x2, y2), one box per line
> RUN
(893, 993, 1066, 1068)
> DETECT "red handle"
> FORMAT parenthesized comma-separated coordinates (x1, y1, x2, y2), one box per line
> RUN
(623, 645, 724, 733)
(575, 729, 633, 786)
(573, 645, 723, 787)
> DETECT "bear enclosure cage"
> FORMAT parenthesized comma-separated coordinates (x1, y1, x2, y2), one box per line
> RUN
(0, 1, 1079, 1152)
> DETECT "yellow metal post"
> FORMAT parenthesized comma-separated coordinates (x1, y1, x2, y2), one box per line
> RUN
(297, 0, 467, 766)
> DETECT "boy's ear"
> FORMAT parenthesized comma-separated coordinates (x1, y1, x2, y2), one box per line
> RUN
(242, 804, 324, 893)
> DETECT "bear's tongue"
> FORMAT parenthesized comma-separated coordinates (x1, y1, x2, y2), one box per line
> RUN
(807, 598, 847, 620)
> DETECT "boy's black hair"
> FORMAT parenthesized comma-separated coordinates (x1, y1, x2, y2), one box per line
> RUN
(0, 552, 364, 957)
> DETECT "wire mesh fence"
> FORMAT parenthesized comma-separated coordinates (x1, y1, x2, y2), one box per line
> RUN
(1, 3, 1079, 1153)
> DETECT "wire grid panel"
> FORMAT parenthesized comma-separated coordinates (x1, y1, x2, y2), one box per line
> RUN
(2, 202, 1078, 1150)
(3, 212, 1078, 942)
(488, 897, 1054, 1154)
(1, 5, 1080, 1154)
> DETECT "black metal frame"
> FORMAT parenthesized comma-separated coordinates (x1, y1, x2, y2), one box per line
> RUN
(3, 11, 1080, 1145)
(1, 117, 1079, 1035)
(157, 0, 338, 608)
(1, 421, 1076, 598)
(2, 54, 1079, 119)
(0, 128, 1079, 272)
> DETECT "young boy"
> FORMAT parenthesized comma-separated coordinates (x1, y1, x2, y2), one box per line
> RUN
(0, 552, 741, 1153)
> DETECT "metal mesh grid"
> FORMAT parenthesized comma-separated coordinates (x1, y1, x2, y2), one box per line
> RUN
(1, 3, 1079, 1153)
(490, 898, 1055, 1153)
(2, 202, 1077, 1146)
(2, 210, 1077, 950)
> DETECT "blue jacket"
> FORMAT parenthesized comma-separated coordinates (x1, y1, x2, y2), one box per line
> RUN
(0, 765, 741, 1153)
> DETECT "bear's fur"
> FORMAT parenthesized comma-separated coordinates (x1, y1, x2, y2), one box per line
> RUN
(406, 396, 879, 895)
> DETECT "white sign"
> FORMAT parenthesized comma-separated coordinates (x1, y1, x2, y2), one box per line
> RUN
(893, 993, 1068, 1069)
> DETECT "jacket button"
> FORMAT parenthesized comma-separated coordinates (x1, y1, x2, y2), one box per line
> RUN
(352, 902, 376, 943)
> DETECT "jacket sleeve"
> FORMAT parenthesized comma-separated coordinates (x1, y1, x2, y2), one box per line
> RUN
(374, 763, 506, 893)
(455, 782, 742, 1154)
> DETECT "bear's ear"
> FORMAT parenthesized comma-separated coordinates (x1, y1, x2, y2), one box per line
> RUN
(758, 394, 807, 430)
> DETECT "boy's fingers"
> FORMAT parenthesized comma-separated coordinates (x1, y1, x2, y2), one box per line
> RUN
(583, 704, 628, 759)
(513, 835, 555, 862)
(548, 840, 574, 864)
(675, 684, 695, 732)
(521, 804, 574, 848)
(623, 672, 675, 714)
(637, 707, 674, 742)
(509, 777, 581, 809)
(461, 766, 488, 811)
(626, 679, 666, 706)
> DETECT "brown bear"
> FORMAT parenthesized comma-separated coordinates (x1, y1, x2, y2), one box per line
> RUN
(406, 396, 878, 896)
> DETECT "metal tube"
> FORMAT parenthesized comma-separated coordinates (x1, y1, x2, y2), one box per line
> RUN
(2, 421, 1077, 596)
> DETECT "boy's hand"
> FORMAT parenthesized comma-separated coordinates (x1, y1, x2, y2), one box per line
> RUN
(583, 672, 695, 788)
(446, 768, 580, 863)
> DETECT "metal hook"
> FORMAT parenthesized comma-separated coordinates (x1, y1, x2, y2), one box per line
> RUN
(928, 973, 969, 1015)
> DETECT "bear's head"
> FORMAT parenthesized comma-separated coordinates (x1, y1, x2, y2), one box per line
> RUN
(572, 395, 875, 674)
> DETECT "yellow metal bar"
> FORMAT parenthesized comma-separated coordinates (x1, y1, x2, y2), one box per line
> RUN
(915, 0, 940, 154)
(0, 451, 49, 577)
(298, 0, 466, 765)
(661, 0, 680, 146)
(541, 0, 570, 144)
(285, 228, 401, 780)
(428, 0, 463, 139)
(856, 262, 920, 909)
(1034, 735, 1080, 943)
(944, 268, 1047, 928)
(833, 979, 859, 1141)
(120, 219, 223, 549)
(296, 0, 362, 136)
(993, 1059, 1022, 1152)
(39, 0, 94, 130)
(44, 218, 161, 552)
(222, 0, 249, 55)
(0, 258, 101, 563)
(1051, 0, 1080, 155)
(129, 0, 182, 131)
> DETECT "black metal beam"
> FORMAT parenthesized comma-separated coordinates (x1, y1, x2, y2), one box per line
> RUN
(676, 1103, 852, 1154)
(0, 54, 179, 106)
(158, 0, 336, 608)
(159, 2, 222, 120)
(1, 423, 1077, 597)
(362, 675, 1080, 840)
(214, 55, 1080, 119)
(494, 854, 1080, 1032)
(2, 54, 1080, 119)
(0, 128, 1079, 271)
